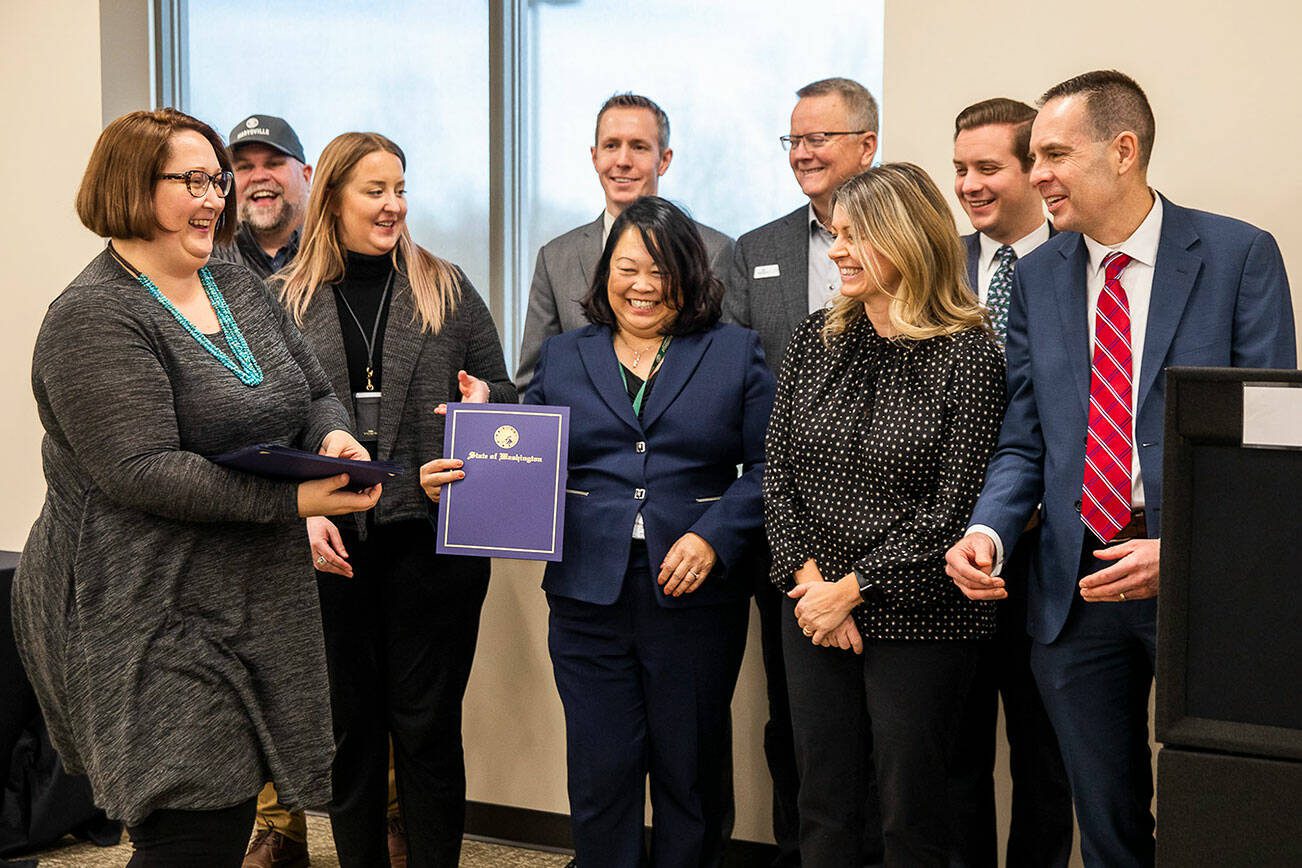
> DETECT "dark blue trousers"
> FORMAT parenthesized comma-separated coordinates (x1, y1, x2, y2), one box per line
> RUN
(1030, 545, 1157, 868)
(548, 541, 749, 868)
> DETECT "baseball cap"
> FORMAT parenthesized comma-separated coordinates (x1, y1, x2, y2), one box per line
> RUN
(228, 114, 306, 163)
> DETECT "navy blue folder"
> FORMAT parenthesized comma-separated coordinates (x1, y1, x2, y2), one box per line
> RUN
(211, 443, 404, 491)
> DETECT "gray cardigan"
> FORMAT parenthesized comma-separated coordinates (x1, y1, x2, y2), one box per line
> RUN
(298, 264, 516, 527)
(13, 251, 348, 824)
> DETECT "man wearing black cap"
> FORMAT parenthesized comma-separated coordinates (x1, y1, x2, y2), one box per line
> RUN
(214, 113, 312, 279)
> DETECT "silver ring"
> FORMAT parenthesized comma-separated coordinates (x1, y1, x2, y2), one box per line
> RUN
(316, 555, 327, 566)
(802, 626, 813, 637)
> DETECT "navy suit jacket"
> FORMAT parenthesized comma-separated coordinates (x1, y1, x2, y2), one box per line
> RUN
(524, 322, 775, 608)
(968, 195, 1296, 644)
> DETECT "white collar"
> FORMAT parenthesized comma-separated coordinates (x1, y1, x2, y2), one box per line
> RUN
(1082, 191, 1163, 275)
(807, 202, 833, 237)
(977, 221, 1052, 267)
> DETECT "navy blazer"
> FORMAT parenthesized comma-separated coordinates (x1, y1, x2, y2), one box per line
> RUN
(524, 322, 775, 608)
(969, 195, 1296, 644)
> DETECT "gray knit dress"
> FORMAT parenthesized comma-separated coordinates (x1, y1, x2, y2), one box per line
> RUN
(12, 250, 349, 826)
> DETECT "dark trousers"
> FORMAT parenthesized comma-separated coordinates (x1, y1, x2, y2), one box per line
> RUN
(317, 518, 489, 868)
(782, 598, 976, 868)
(949, 529, 1073, 868)
(548, 541, 749, 868)
(754, 565, 883, 868)
(1030, 544, 1156, 868)
(125, 797, 256, 867)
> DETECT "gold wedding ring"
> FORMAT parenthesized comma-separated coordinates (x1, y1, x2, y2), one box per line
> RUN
(802, 626, 813, 636)
(316, 555, 327, 566)
(1118, 591, 1127, 602)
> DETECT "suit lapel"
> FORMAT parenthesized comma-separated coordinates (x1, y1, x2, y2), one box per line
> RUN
(303, 289, 354, 429)
(964, 233, 981, 296)
(1052, 236, 1093, 415)
(1137, 198, 1200, 414)
(640, 329, 713, 431)
(577, 328, 642, 434)
(578, 214, 604, 291)
(375, 272, 425, 460)
(780, 207, 811, 330)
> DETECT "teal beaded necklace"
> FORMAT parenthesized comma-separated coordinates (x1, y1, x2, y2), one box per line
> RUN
(108, 244, 264, 387)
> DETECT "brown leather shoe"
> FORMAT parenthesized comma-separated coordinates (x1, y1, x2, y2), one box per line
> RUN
(244, 827, 310, 868)
(387, 815, 409, 868)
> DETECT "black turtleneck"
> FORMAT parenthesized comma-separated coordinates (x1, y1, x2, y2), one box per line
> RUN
(333, 250, 394, 394)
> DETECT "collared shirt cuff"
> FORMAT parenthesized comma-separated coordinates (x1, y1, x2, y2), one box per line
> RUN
(966, 524, 1005, 576)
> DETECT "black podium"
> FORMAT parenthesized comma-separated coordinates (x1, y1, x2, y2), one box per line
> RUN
(1156, 367, 1302, 867)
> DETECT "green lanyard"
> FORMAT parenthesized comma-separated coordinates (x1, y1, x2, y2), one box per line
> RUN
(618, 335, 671, 417)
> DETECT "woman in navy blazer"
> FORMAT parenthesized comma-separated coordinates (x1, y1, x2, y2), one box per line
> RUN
(526, 197, 773, 867)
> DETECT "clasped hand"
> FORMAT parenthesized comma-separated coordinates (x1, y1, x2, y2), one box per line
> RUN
(789, 560, 864, 654)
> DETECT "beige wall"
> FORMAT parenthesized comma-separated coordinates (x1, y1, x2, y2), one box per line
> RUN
(4, 0, 1300, 857)
(0, 0, 106, 552)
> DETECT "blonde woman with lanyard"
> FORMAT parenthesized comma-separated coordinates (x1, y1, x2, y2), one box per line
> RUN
(274, 131, 514, 868)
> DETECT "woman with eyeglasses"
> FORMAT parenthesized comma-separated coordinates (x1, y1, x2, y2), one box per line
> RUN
(11, 108, 379, 865)
(273, 131, 514, 868)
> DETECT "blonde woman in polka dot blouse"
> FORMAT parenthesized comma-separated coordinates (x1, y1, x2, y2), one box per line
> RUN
(762, 163, 1007, 867)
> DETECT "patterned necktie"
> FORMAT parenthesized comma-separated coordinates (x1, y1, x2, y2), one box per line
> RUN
(986, 245, 1017, 342)
(1081, 252, 1134, 543)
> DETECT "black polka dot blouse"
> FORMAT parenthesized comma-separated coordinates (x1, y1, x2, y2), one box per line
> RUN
(763, 310, 1007, 640)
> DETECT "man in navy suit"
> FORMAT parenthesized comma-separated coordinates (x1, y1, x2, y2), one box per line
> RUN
(947, 71, 1296, 867)
(948, 98, 1073, 868)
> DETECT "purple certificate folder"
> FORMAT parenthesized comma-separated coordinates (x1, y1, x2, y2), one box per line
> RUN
(436, 403, 569, 561)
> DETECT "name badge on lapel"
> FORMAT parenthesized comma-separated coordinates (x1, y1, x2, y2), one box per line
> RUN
(753, 264, 781, 279)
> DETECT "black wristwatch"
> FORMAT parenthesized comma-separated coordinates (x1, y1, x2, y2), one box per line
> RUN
(853, 567, 885, 606)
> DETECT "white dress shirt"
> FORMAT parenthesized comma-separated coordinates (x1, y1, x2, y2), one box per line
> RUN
(602, 209, 617, 245)
(973, 193, 1164, 573)
(807, 204, 841, 314)
(975, 222, 1052, 303)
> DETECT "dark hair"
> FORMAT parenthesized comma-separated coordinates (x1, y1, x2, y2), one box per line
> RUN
(954, 98, 1038, 171)
(76, 108, 236, 244)
(582, 196, 722, 336)
(1040, 70, 1155, 169)
(595, 93, 670, 153)
(796, 77, 879, 133)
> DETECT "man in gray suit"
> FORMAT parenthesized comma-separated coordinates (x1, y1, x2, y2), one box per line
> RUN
(724, 77, 881, 867)
(515, 93, 736, 390)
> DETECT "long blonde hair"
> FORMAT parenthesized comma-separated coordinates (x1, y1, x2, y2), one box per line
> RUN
(823, 162, 987, 343)
(275, 132, 460, 332)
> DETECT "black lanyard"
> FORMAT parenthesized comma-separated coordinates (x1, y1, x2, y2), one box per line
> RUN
(618, 335, 671, 417)
(333, 270, 394, 391)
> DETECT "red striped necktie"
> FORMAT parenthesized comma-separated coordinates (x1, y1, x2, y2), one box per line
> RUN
(1081, 252, 1134, 543)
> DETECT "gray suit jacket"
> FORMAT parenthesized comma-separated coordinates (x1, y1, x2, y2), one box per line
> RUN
(300, 268, 516, 528)
(514, 213, 737, 390)
(722, 205, 810, 373)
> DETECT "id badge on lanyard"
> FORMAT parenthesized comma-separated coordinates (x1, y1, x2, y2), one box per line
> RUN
(354, 390, 381, 442)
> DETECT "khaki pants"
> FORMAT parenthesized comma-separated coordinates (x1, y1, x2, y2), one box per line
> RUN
(256, 743, 400, 843)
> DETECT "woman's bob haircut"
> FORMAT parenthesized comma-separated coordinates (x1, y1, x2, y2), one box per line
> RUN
(75, 108, 236, 245)
(582, 196, 723, 335)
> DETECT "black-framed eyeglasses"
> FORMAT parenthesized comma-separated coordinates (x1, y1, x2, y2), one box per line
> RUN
(779, 131, 869, 152)
(156, 169, 235, 198)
